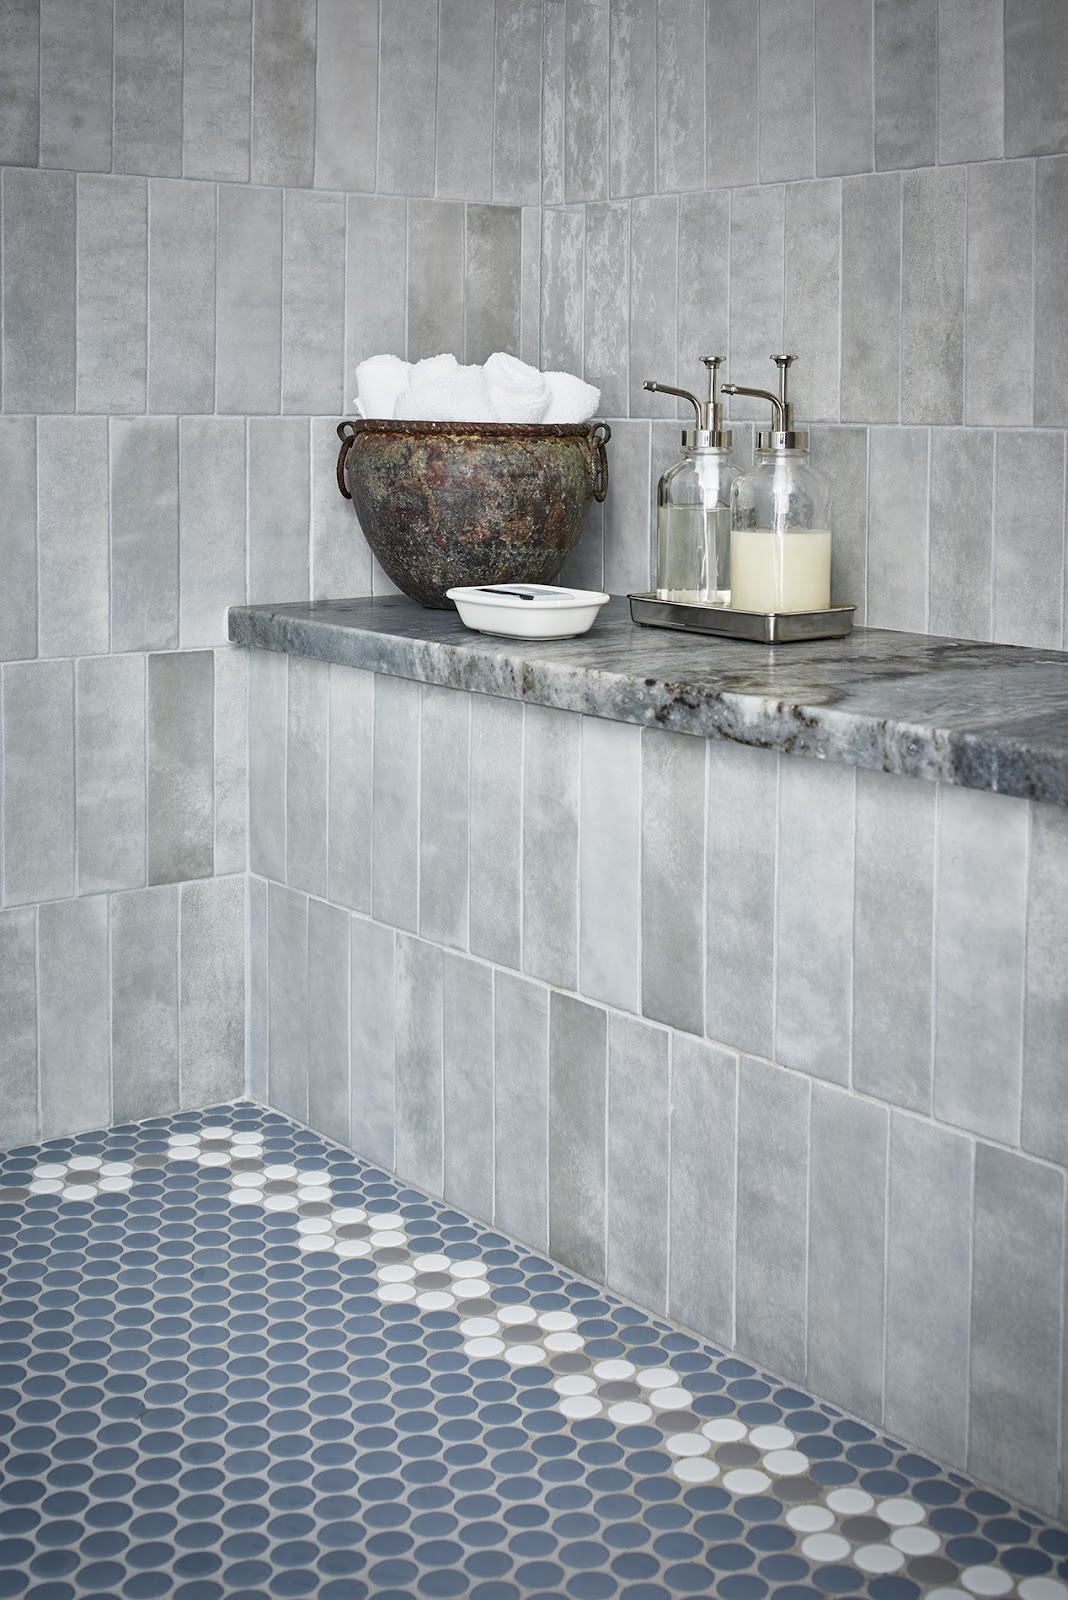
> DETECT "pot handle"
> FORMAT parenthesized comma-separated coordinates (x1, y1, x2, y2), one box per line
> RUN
(588, 421, 611, 503)
(336, 420, 358, 500)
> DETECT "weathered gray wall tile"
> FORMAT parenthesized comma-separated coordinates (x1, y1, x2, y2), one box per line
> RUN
(407, 200, 465, 363)
(706, 0, 759, 188)
(935, 785, 1028, 1142)
(677, 193, 730, 408)
(315, 0, 377, 193)
(147, 178, 216, 416)
(809, 424, 868, 620)
(179, 877, 245, 1110)
(669, 1034, 737, 1347)
(995, 431, 1065, 650)
(39, 896, 109, 1140)
(736, 1056, 809, 1382)
(248, 874, 268, 1102)
(179, 418, 247, 649)
(1023, 804, 1068, 1166)
(523, 703, 580, 990)
(217, 186, 283, 415)
(971, 1143, 1063, 1513)
(286, 656, 329, 899)
(247, 418, 309, 605)
(542, 0, 565, 204)
(248, 645, 286, 883)
(148, 651, 214, 886)
(561, 500, 605, 592)
(3, 660, 74, 905)
(420, 684, 470, 951)
(307, 897, 350, 1145)
(0, 418, 36, 662)
(494, 0, 543, 205)
(642, 727, 705, 1036)
(549, 991, 607, 1280)
(520, 206, 541, 366)
(39, 0, 111, 171)
(396, 934, 444, 1195)
(867, 427, 928, 632)
(759, 0, 815, 182)
(312, 417, 370, 601)
(111, 417, 179, 653)
(609, 0, 655, 198)
(579, 716, 640, 1013)
(372, 673, 420, 933)
(443, 953, 494, 1221)
(1005, 0, 1068, 157)
(929, 428, 995, 641)
(874, 0, 936, 170)
(494, 971, 549, 1246)
(0, 0, 40, 166)
(282, 191, 346, 416)
(853, 769, 935, 1113)
(706, 742, 777, 1058)
(267, 882, 308, 1123)
(77, 175, 148, 414)
(540, 206, 585, 377)
(938, 0, 1004, 164)
(606, 1013, 669, 1311)
(350, 917, 396, 1168)
(901, 167, 966, 425)
(213, 646, 247, 878)
(113, 0, 183, 176)
(346, 195, 407, 375)
(2, 168, 75, 414)
(775, 758, 854, 1084)
(1034, 156, 1068, 426)
(37, 415, 108, 660)
(328, 665, 374, 914)
(815, 0, 873, 176)
(0, 907, 37, 1148)
(565, 0, 610, 202)
(378, 0, 437, 196)
(111, 885, 179, 1125)
(783, 179, 841, 422)
(251, 0, 315, 187)
(657, 0, 704, 193)
(470, 695, 522, 968)
(727, 185, 785, 421)
(840, 173, 901, 423)
(77, 655, 146, 895)
(885, 1112, 972, 1467)
(436, 0, 495, 200)
(629, 197, 678, 418)
(182, 0, 252, 182)
(465, 205, 522, 366)
(966, 162, 1034, 427)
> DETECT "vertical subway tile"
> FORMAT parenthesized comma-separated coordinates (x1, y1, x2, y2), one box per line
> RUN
(736, 1056, 810, 1381)
(706, 742, 777, 1059)
(669, 1035, 737, 1348)
(111, 885, 180, 1125)
(148, 179, 217, 416)
(39, 897, 109, 1140)
(579, 717, 640, 1013)
(113, 0, 183, 176)
(901, 167, 966, 425)
(807, 1085, 887, 1420)
(561, 501, 605, 593)
(853, 769, 935, 1112)
(179, 877, 245, 1110)
(77, 175, 148, 415)
(549, 991, 607, 1281)
(705, 0, 759, 188)
(3, 660, 74, 905)
(937, 0, 1004, 164)
(929, 428, 995, 641)
(493, 0, 543, 205)
(1004, 0, 1068, 157)
(148, 651, 214, 886)
(873, 0, 936, 170)
(726, 185, 785, 421)
(815, 0, 873, 176)
(248, 645, 287, 883)
(213, 647, 247, 878)
(565, 0, 610, 202)
(1035, 157, 1068, 427)
(267, 882, 308, 1123)
(783, 179, 841, 423)
(935, 785, 1028, 1142)
(540, 207, 585, 377)
(312, 416, 370, 601)
(286, 656, 329, 899)
(420, 684, 470, 951)
(641, 727, 705, 1036)
(110, 417, 179, 653)
(657, 0, 705, 193)
(328, 665, 374, 914)
(0, 0, 40, 166)
(378, 0, 438, 196)
(248, 874, 268, 1101)
(520, 206, 541, 366)
(523, 704, 580, 990)
(970, 1143, 1063, 1513)
(346, 194, 408, 374)
(0, 418, 36, 662)
(867, 427, 929, 632)
(1022, 804, 1068, 1165)
(180, 418, 247, 649)
(464, 205, 522, 366)
(395, 934, 444, 1195)
(247, 418, 310, 605)
(995, 431, 1065, 650)
(609, 0, 656, 199)
(182, 0, 252, 182)
(966, 162, 1034, 428)
(217, 185, 283, 415)
(885, 1112, 973, 1467)
(759, 0, 815, 182)
(307, 898, 350, 1145)
(314, 0, 378, 193)
(36, 416, 109, 660)
(2, 168, 75, 414)
(775, 757, 854, 1084)
(606, 1013, 669, 1311)
(77, 655, 146, 895)
(542, 0, 565, 205)
(406, 200, 465, 363)
(677, 192, 730, 403)
(469, 694, 523, 969)
(436, 0, 495, 201)
(372, 673, 421, 934)
(809, 424, 868, 619)
(39, 0, 111, 171)
(250, 0, 315, 187)
(494, 971, 549, 1246)
(0, 908, 37, 1148)
(443, 953, 494, 1221)
(350, 916, 396, 1168)
(282, 191, 346, 416)
(629, 196, 678, 417)
(840, 173, 901, 423)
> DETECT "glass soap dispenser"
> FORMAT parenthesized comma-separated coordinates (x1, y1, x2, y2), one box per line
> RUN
(722, 355, 833, 613)
(643, 357, 738, 605)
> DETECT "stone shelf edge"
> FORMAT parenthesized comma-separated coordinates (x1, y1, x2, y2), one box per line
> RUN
(228, 596, 1068, 808)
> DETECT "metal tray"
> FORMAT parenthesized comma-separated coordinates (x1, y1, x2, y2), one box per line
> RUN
(628, 594, 856, 643)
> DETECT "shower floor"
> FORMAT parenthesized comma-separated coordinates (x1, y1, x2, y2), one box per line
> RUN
(1, 1103, 1064, 1600)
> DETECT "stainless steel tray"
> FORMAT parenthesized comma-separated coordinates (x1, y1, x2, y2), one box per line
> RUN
(628, 594, 856, 643)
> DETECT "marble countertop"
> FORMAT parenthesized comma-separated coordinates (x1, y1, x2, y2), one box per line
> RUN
(228, 596, 1068, 806)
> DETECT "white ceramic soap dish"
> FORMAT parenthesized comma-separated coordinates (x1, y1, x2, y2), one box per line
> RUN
(447, 584, 610, 640)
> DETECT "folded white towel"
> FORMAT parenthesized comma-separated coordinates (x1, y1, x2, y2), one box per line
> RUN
(393, 362, 499, 422)
(354, 353, 410, 419)
(542, 370, 601, 424)
(483, 351, 550, 424)
(410, 353, 459, 384)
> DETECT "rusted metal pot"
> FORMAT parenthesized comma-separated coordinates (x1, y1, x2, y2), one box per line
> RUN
(335, 418, 611, 609)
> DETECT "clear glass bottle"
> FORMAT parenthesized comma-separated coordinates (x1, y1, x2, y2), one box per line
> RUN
(645, 358, 738, 605)
(723, 356, 832, 613)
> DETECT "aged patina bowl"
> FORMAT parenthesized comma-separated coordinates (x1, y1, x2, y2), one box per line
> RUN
(335, 418, 611, 609)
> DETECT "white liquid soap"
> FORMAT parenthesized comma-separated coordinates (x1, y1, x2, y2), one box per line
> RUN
(729, 528, 832, 613)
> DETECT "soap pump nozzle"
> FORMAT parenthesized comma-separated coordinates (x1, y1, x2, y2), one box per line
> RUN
(722, 354, 808, 451)
(643, 356, 733, 449)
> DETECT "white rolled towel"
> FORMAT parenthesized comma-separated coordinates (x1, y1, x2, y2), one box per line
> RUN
(409, 352, 459, 384)
(354, 353, 411, 419)
(483, 351, 550, 423)
(393, 362, 499, 422)
(542, 370, 601, 424)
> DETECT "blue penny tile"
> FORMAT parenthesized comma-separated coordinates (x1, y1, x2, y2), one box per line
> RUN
(809, 1461, 857, 1487)
(812, 1565, 864, 1594)
(1040, 1528, 1068, 1555)
(745, 1524, 795, 1553)
(867, 1582, 919, 1600)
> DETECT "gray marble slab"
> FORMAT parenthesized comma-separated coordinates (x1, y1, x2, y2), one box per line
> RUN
(229, 596, 1068, 807)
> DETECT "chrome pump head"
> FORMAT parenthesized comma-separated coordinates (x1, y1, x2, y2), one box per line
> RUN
(721, 355, 808, 451)
(643, 357, 733, 449)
